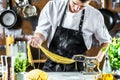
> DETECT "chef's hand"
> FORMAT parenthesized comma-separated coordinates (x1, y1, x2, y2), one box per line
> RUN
(27, 33, 45, 48)
(93, 57, 99, 66)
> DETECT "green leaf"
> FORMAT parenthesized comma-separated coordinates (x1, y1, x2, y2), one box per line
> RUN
(108, 37, 120, 69)
(14, 53, 30, 73)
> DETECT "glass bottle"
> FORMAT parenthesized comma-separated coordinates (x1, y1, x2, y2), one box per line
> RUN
(102, 54, 112, 74)
(1, 55, 7, 80)
(102, 52, 114, 80)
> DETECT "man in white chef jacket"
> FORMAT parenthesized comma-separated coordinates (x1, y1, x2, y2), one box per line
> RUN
(28, 0, 112, 72)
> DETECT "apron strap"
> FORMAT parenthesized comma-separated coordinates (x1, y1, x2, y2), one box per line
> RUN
(59, 1, 69, 27)
(79, 9, 85, 32)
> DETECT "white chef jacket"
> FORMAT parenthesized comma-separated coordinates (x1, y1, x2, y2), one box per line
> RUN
(35, 0, 112, 50)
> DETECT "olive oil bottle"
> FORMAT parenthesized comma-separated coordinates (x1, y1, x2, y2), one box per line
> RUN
(102, 53, 115, 80)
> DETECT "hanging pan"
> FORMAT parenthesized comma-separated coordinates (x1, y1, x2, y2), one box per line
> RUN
(0, 0, 17, 29)
(99, 8, 116, 31)
(98, 0, 117, 31)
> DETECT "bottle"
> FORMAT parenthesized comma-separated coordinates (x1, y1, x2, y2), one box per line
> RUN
(0, 72, 2, 80)
(5, 35, 14, 56)
(102, 55, 112, 74)
(1, 55, 7, 80)
(6, 56, 15, 80)
(102, 52, 114, 80)
(0, 64, 2, 80)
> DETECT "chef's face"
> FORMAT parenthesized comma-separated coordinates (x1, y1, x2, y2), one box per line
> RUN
(69, 0, 90, 13)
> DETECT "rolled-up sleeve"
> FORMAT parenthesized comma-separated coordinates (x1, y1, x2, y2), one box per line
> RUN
(35, 2, 51, 40)
(94, 13, 112, 45)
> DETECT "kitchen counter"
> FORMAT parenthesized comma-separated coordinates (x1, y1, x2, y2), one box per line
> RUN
(0, 69, 98, 80)
(47, 72, 97, 80)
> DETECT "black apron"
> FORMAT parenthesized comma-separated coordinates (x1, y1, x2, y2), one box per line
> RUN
(43, 3, 87, 72)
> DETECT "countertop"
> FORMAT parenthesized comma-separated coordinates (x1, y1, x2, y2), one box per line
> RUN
(47, 72, 97, 80)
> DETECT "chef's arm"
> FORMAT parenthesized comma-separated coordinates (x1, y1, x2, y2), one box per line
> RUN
(28, 32, 46, 48)
(95, 42, 110, 62)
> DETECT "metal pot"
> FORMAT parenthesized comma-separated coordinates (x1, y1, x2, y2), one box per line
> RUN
(22, 4, 37, 18)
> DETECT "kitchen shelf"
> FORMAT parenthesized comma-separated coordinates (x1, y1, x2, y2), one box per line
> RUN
(33, 58, 47, 63)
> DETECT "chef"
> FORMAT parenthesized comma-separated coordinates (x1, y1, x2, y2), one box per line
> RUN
(28, 0, 112, 72)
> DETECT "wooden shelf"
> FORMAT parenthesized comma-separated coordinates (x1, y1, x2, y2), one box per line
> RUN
(0, 58, 47, 64)
(33, 59, 47, 63)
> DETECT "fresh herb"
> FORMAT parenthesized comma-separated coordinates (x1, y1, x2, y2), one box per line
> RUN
(108, 37, 120, 69)
(14, 53, 30, 73)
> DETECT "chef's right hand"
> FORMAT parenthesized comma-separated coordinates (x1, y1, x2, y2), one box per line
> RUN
(27, 35, 44, 48)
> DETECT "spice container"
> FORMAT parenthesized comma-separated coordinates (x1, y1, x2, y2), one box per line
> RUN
(1, 55, 7, 80)
(0, 64, 2, 80)
(5, 35, 14, 56)
(6, 56, 14, 80)
(0, 72, 2, 80)
(16, 41, 27, 59)
(9, 44, 18, 57)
